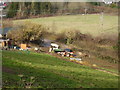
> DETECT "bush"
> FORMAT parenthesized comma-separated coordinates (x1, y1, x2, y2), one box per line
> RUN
(56, 32, 66, 44)
(7, 22, 47, 44)
(56, 29, 94, 45)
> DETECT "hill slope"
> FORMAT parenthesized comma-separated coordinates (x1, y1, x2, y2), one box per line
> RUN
(2, 51, 118, 88)
(14, 14, 118, 37)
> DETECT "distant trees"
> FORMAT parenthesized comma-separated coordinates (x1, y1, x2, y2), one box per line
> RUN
(90, 2, 104, 6)
(6, 2, 19, 18)
(6, 2, 52, 18)
(109, 3, 118, 8)
(6, 2, 118, 18)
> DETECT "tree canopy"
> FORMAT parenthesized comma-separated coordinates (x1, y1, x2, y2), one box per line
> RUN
(6, 2, 118, 18)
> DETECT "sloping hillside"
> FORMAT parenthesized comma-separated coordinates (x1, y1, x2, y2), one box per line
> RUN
(14, 14, 118, 37)
(2, 51, 118, 88)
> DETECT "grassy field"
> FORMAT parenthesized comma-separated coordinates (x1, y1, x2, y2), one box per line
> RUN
(2, 50, 118, 88)
(14, 14, 118, 37)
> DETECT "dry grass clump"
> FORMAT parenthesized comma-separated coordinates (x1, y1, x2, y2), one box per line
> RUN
(3, 20, 13, 28)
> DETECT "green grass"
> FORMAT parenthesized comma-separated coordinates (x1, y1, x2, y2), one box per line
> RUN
(14, 14, 118, 37)
(2, 50, 118, 88)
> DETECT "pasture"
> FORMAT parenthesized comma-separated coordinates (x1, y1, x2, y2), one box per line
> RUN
(2, 51, 118, 88)
(14, 14, 118, 37)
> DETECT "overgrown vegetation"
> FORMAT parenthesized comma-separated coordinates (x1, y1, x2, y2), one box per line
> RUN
(55, 30, 118, 63)
(8, 19, 118, 64)
(7, 22, 47, 44)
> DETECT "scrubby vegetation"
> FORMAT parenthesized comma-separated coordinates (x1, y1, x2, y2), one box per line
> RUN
(11, 14, 118, 64)
(7, 22, 48, 45)
(55, 30, 118, 64)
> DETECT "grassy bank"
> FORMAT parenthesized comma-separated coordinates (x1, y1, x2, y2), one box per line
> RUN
(2, 50, 118, 88)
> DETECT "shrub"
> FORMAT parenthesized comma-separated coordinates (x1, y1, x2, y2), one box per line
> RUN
(7, 22, 47, 44)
